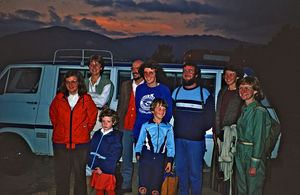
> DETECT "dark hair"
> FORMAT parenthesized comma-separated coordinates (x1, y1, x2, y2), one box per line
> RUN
(89, 54, 105, 75)
(183, 62, 201, 79)
(99, 108, 119, 127)
(224, 64, 244, 78)
(59, 70, 87, 96)
(239, 76, 264, 101)
(139, 60, 159, 79)
(150, 98, 168, 112)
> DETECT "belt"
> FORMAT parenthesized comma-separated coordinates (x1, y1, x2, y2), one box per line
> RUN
(238, 140, 253, 146)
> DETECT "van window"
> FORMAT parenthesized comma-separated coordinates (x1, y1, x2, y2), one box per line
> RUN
(0, 71, 8, 94)
(6, 68, 41, 93)
(116, 70, 131, 99)
(57, 69, 111, 93)
(201, 73, 217, 96)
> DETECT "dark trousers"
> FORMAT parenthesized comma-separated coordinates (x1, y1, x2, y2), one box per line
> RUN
(54, 146, 88, 195)
(138, 149, 164, 195)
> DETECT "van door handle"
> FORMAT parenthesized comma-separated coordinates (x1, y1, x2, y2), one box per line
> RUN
(26, 101, 37, 104)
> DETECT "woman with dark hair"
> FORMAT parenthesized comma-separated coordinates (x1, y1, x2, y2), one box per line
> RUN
(50, 70, 98, 195)
(235, 76, 271, 195)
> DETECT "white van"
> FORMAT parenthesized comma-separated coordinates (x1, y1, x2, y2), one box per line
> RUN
(0, 49, 280, 175)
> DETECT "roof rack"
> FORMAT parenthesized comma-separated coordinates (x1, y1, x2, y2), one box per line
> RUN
(52, 49, 114, 66)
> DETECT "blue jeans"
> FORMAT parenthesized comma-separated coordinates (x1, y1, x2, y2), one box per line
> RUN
(175, 138, 206, 195)
(121, 129, 135, 189)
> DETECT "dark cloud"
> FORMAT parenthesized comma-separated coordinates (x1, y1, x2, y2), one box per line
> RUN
(185, 0, 300, 43)
(48, 6, 62, 25)
(85, 0, 221, 15)
(15, 9, 42, 20)
(136, 16, 158, 21)
(80, 17, 126, 36)
(91, 11, 116, 17)
(0, 13, 46, 37)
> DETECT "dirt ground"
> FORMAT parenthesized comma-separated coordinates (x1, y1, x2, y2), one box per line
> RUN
(0, 112, 298, 195)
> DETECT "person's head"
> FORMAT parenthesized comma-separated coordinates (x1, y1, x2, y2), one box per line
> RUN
(139, 60, 159, 87)
(99, 108, 119, 131)
(223, 64, 244, 88)
(182, 62, 200, 87)
(150, 98, 168, 122)
(131, 60, 144, 81)
(89, 54, 105, 76)
(60, 70, 87, 96)
(238, 76, 264, 104)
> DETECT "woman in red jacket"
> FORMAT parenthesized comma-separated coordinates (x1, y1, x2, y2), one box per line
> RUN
(49, 70, 98, 195)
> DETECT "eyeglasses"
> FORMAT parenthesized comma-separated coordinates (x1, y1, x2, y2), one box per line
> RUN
(65, 80, 78, 85)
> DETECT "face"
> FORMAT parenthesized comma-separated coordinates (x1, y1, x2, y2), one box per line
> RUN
(144, 68, 157, 87)
(65, 76, 79, 95)
(151, 104, 166, 121)
(101, 116, 113, 131)
(224, 70, 238, 87)
(183, 66, 198, 86)
(131, 61, 142, 80)
(239, 84, 257, 104)
(89, 60, 102, 76)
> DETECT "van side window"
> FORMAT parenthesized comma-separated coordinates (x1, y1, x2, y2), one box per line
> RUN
(6, 68, 41, 93)
(57, 69, 111, 93)
(201, 73, 217, 97)
(0, 71, 8, 94)
(116, 70, 131, 99)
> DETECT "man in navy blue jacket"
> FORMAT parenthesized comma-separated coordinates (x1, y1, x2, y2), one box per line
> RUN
(172, 62, 215, 195)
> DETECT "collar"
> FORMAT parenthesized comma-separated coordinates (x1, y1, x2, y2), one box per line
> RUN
(89, 76, 101, 87)
(183, 85, 199, 90)
(148, 118, 167, 125)
(101, 128, 113, 135)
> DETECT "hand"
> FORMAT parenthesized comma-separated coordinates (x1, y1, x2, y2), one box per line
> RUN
(136, 155, 140, 161)
(95, 167, 102, 175)
(248, 167, 256, 177)
(165, 162, 171, 173)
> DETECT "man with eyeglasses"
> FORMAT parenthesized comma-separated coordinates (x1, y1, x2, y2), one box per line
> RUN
(172, 62, 215, 195)
(85, 54, 114, 137)
(116, 60, 144, 194)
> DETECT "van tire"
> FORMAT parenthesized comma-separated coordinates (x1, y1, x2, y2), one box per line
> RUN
(0, 134, 35, 176)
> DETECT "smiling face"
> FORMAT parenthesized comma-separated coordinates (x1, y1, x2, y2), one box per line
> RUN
(89, 60, 103, 76)
(224, 70, 239, 89)
(144, 67, 157, 87)
(151, 104, 166, 123)
(182, 65, 198, 87)
(132, 60, 143, 81)
(239, 84, 257, 105)
(65, 76, 79, 95)
(101, 116, 113, 132)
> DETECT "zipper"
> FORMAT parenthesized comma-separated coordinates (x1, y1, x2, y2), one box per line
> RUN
(91, 134, 104, 169)
(156, 123, 159, 153)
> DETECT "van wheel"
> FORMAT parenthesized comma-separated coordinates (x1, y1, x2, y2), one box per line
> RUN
(0, 134, 35, 176)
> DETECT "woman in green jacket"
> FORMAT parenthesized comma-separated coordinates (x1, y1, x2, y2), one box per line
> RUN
(236, 76, 271, 195)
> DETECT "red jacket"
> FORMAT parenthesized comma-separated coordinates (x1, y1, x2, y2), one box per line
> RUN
(49, 93, 98, 149)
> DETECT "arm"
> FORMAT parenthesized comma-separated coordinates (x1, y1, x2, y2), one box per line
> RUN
(86, 95, 98, 132)
(49, 96, 58, 127)
(204, 93, 216, 131)
(134, 123, 147, 159)
(250, 109, 268, 169)
(166, 127, 175, 164)
(89, 84, 111, 108)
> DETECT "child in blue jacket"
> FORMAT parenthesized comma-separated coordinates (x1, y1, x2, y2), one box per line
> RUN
(135, 98, 175, 195)
(87, 109, 122, 195)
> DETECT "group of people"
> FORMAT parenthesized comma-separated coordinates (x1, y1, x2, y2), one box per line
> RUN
(49, 54, 271, 195)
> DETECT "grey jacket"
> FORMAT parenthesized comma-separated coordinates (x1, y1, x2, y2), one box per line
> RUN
(215, 86, 242, 136)
(116, 79, 133, 130)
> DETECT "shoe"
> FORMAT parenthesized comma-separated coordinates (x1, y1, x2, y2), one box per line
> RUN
(120, 188, 132, 194)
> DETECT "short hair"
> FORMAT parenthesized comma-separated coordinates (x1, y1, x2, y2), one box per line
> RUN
(183, 62, 201, 79)
(139, 60, 159, 79)
(150, 98, 168, 112)
(59, 70, 87, 96)
(89, 54, 105, 75)
(99, 108, 119, 127)
(239, 76, 264, 101)
(224, 64, 244, 78)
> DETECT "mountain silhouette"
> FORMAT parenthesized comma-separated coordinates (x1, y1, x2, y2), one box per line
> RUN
(0, 26, 253, 66)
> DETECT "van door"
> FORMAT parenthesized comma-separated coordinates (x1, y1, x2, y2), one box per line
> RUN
(0, 67, 42, 126)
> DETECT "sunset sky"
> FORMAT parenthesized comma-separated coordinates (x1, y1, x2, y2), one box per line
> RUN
(0, 0, 299, 43)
